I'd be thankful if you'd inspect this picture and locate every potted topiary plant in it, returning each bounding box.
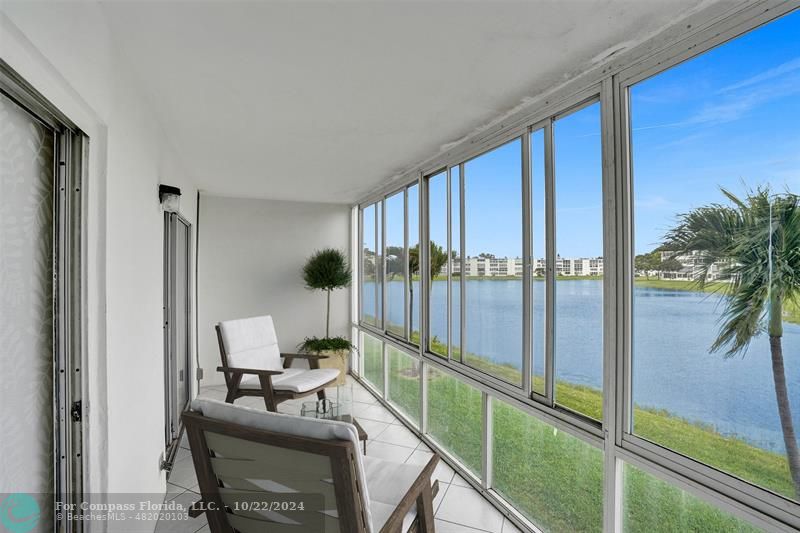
[299,248,354,385]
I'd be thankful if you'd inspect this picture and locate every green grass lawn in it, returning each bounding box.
[373,342,791,532]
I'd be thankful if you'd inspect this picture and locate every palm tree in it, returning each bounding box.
[665,186,800,497]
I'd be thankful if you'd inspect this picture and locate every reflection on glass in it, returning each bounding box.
[623,463,759,533]
[387,347,420,424]
[531,127,546,396]
[463,138,523,385]
[385,191,405,336]
[362,332,383,394]
[428,171,448,357]
[492,398,603,533]
[554,102,603,419]
[409,184,420,342]
[630,10,800,502]
[362,204,377,326]
[426,366,481,474]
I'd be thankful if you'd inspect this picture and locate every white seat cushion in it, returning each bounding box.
[363,455,425,532]
[239,368,303,389]
[239,367,339,392]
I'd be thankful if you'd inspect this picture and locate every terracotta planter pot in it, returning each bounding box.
[315,348,349,386]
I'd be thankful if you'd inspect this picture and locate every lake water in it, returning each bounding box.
[364,279,800,454]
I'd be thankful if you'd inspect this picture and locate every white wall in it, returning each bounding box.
[198,195,351,386]
[1,0,198,517]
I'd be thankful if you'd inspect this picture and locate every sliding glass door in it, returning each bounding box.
[164,213,192,448]
[0,64,85,531]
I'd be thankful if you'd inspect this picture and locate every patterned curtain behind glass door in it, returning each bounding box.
[0,91,55,527]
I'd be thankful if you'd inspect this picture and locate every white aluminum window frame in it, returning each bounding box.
[352,2,800,531]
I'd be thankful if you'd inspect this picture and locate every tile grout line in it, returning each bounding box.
[436,516,497,533]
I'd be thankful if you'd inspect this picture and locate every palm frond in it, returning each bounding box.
[661,185,800,357]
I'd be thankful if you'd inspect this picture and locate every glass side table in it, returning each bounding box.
[299,383,367,453]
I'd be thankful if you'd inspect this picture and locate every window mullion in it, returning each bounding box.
[601,76,620,533]
[446,167,452,361]
[374,202,380,330]
[359,208,364,327]
[404,188,410,341]
[482,392,493,490]
[420,359,428,434]
[380,199,387,332]
[419,172,428,354]
[383,340,389,399]
[522,130,532,396]
[544,121,556,406]
[459,163,466,364]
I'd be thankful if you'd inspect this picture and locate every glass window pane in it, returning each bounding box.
[554,102,604,420]
[361,204,377,326]
[409,184,420,342]
[428,171,448,357]
[385,191,405,336]
[463,138,523,386]
[362,332,384,394]
[630,11,800,502]
[623,463,760,533]
[387,347,420,424]
[451,166,462,361]
[426,366,482,474]
[492,398,603,533]
[531,127,547,396]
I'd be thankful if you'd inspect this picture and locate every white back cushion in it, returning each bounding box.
[191,398,374,531]
[218,315,282,371]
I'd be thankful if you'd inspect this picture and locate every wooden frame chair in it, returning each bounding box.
[183,399,439,533]
[215,315,340,412]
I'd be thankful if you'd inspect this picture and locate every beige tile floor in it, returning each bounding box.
[157,376,523,533]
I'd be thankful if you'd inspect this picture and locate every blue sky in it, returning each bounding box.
[632,9,800,255]
[375,9,800,259]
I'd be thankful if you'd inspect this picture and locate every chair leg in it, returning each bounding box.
[415,482,435,533]
[225,372,243,404]
[224,387,236,403]
[258,374,278,412]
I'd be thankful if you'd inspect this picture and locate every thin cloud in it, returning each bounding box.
[718,57,800,93]
[632,121,689,132]
[634,76,800,133]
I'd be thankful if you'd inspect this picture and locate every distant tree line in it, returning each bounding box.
[634,246,683,279]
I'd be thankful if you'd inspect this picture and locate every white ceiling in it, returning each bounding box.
[101,0,715,204]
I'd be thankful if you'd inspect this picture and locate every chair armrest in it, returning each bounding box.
[382,454,440,531]
[216,366,283,376]
[280,352,330,360]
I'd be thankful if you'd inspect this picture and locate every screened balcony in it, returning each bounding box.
[2,1,800,532]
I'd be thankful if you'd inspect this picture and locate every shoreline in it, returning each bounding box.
[375,276,800,324]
